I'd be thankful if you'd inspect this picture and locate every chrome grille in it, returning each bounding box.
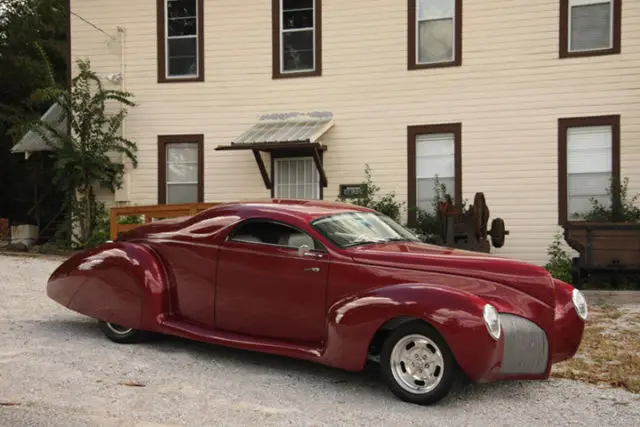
[499,314,549,375]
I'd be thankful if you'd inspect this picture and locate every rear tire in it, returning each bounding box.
[380,321,457,405]
[98,320,150,344]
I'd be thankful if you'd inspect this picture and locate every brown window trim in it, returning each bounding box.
[158,134,205,204]
[559,0,621,59]
[407,123,462,227]
[270,150,325,200]
[407,0,462,70]
[157,0,205,83]
[272,0,323,79]
[557,115,620,225]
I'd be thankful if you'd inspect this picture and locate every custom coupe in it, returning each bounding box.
[47,199,587,405]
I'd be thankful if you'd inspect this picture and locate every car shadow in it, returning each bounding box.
[39,317,542,406]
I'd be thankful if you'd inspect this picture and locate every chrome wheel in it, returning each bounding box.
[389,333,445,394]
[105,322,133,336]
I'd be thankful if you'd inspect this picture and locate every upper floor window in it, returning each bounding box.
[272,0,322,79]
[558,115,620,224]
[407,124,462,224]
[158,134,204,204]
[157,0,205,82]
[408,0,462,69]
[560,0,621,58]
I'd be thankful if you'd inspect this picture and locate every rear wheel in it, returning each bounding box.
[380,321,457,405]
[98,320,149,344]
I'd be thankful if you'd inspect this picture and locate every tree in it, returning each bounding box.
[0,0,66,226]
[29,57,139,248]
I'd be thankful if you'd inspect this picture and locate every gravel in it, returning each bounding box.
[1,254,639,426]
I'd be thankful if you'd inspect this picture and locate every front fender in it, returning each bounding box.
[321,283,503,380]
[47,242,168,331]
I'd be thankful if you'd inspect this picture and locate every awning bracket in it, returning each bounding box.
[311,147,328,188]
[252,150,272,190]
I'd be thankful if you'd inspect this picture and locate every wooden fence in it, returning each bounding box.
[109,203,221,240]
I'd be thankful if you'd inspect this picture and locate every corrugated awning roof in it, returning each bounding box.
[216,111,334,150]
[11,102,67,155]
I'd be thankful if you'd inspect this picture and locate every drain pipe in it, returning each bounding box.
[116,25,129,202]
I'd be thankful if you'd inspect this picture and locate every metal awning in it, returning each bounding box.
[11,102,67,157]
[215,112,334,189]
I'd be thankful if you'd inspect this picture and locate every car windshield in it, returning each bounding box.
[310,211,420,248]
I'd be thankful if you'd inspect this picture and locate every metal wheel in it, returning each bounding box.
[380,321,457,405]
[389,334,445,394]
[98,320,150,344]
[104,322,133,336]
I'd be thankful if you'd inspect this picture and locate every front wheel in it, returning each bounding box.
[98,320,150,344]
[380,322,457,405]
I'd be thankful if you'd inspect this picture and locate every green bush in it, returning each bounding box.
[543,233,573,284]
[575,177,640,222]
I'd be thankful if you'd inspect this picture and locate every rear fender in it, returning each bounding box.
[322,283,503,380]
[46,242,168,331]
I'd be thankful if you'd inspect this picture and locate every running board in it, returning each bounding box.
[157,315,324,363]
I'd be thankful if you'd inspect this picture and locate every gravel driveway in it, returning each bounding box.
[1,254,638,426]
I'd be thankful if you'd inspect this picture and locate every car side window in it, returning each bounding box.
[228,220,325,252]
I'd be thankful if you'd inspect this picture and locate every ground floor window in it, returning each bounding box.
[158,134,204,204]
[558,115,620,223]
[273,157,320,199]
[407,124,462,222]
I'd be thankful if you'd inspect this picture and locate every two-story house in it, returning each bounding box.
[24,1,640,265]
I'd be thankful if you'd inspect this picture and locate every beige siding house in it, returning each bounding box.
[66,0,640,265]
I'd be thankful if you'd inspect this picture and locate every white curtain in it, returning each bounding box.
[166,143,199,204]
[416,0,455,64]
[416,133,455,213]
[567,125,612,218]
[569,0,612,51]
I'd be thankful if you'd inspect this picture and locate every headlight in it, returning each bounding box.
[483,304,501,340]
[571,289,588,321]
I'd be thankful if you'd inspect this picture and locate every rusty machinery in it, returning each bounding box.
[435,192,509,253]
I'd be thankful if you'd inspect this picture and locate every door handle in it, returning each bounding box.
[304,267,320,272]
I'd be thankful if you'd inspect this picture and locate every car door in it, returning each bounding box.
[214,219,329,344]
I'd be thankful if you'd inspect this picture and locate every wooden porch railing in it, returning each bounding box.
[110,203,221,240]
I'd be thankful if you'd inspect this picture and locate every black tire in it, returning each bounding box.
[98,320,150,344]
[380,321,457,405]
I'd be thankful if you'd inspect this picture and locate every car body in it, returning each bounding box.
[46,199,587,405]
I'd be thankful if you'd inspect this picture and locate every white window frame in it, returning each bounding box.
[415,0,457,65]
[164,0,200,80]
[279,0,316,74]
[166,142,199,204]
[273,157,321,200]
[567,0,614,53]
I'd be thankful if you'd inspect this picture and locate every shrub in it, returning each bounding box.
[576,177,640,222]
[543,233,573,284]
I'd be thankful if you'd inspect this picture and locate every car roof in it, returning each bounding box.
[211,198,374,221]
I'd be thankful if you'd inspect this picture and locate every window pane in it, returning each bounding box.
[168,17,197,37]
[567,126,612,174]
[167,163,198,183]
[570,3,611,51]
[417,0,455,20]
[283,8,314,30]
[418,19,454,63]
[418,176,455,213]
[167,0,197,19]
[283,0,313,11]
[168,37,197,58]
[416,133,455,179]
[167,183,198,204]
[282,30,314,71]
[568,172,610,217]
[167,143,198,162]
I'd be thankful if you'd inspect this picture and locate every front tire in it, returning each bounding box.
[98,320,149,344]
[380,321,457,405]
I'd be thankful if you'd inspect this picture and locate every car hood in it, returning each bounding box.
[346,242,556,307]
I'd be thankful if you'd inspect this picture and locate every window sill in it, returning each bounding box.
[273,70,322,79]
[559,48,620,59]
[158,76,205,84]
[408,60,461,70]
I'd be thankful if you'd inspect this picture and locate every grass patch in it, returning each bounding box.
[552,302,640,393]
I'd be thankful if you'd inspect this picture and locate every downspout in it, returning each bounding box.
[116,25,128,203]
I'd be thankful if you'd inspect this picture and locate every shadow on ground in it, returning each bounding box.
[38,316,542,406]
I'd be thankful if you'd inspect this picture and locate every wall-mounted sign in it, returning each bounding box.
[339,184,363,199]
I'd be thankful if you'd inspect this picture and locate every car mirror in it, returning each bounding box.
[297,244,311,257]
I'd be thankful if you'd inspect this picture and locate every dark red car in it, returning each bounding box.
[47,199,587,405]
